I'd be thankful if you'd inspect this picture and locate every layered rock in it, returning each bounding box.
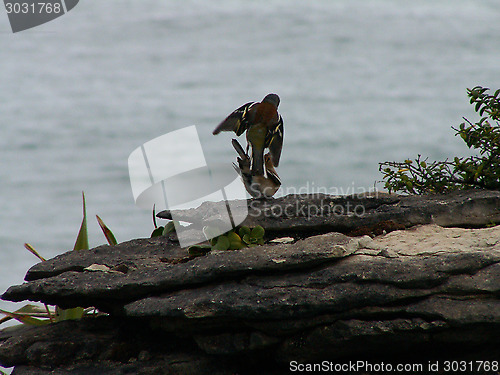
[1,190,500,374]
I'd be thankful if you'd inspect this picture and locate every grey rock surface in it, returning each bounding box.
[157,189,500,233]
[1,190,500,374]
[0,318,251,375]
[2,232,356,311]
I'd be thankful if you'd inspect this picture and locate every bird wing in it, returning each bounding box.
[264,154,281,187]
[212,102,255,136]
[267,170,281,188]
[267,115,284,167]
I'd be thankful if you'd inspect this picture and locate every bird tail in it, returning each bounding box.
[251,149,265,176]
[231,139,247,160]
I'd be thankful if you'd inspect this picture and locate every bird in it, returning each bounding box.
[213,93,283,176]
[231,139,281,198]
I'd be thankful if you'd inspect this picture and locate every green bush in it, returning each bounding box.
[380,86,500,194]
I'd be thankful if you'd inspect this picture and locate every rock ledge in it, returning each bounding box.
[1,191,500,374]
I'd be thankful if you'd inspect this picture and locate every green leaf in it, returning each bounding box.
[250,225,265,240]
[56,306,84,321]
[233,242,246,250]
[474,163,485,180]
[152,204,158,229]
[212,236,230,251]
[227,231,244,249]
[73,192,89,251]
[163,221,176,236]
[2,314,48,326]
[96,215,117,246]
[0,305,51,326]
[238,226,251,238]
[242,233,251,245]
[24,243,46,262]
[151,226,164,237]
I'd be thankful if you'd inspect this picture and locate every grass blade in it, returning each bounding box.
[24,243,46,262]
[0,305,51,326]
[44,303,54,323]
[73,192,89,251]
[96,215,117,246]
[152,204,158,229]
[58,192,89,320]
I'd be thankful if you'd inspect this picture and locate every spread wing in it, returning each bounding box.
[212,102,255,136]
[267,115,284,167]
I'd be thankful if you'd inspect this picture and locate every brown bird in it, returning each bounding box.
[213,93,283,176]
[232,139,281,198]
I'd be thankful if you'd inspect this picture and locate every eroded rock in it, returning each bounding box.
[157,189,500,233]
[1,190,500,374]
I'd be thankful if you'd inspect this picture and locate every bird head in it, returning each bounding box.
[262,93,280,108]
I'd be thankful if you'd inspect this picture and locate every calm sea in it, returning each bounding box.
[1,0,499,342]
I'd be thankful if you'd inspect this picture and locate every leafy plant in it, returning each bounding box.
[0,304,52,326]
[96,215,117,246]
[380,86,500,194]
[151,221,177,238]
[0,192,117,327]
[150,205,178,238]
[56,192,90,321]
[187,225,266,257]
[239,225,265,246]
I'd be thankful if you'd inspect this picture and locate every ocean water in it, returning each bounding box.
[1,0,500,339]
